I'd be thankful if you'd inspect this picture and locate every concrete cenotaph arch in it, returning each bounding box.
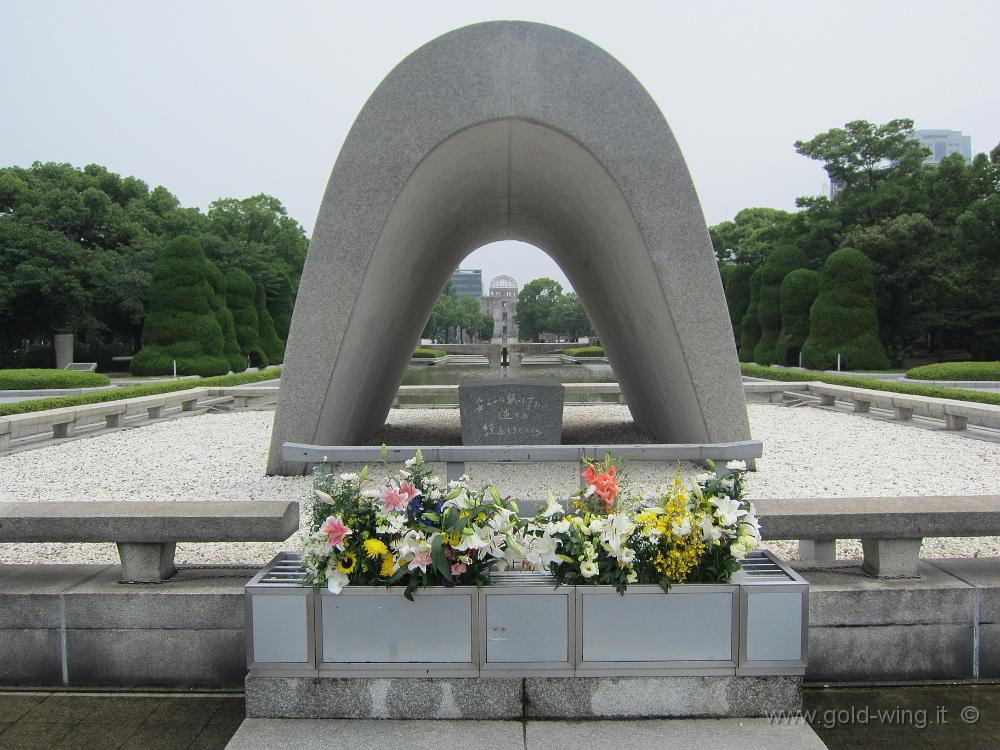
[267,21,750,475]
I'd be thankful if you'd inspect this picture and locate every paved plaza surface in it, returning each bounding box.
[3,685,1000,749]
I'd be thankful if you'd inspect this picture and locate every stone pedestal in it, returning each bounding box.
[54,333,74,370]
[244,675,801,719]
[458,378,564,445]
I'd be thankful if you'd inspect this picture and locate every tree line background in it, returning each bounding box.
[0,161,308,370]
[713,119,1000,368]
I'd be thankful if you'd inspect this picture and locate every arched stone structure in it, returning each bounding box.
[267,21,750,475]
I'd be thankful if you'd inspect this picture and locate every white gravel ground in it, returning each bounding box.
[1,404,998,567]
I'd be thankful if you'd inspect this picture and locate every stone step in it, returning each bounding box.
[225,718,827,750]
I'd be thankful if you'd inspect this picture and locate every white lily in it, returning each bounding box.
[326,570,350,595]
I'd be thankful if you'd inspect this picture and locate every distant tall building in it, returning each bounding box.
[912,129,972,164]
[481,275,519,342]
[449,269,483,298]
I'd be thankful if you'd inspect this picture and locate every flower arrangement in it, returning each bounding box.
[301,449,760,599]
[518,456,760,594]
[302,448,521,600]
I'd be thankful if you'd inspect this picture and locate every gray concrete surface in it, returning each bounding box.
[225,718,827,749]
[268,21,750,474]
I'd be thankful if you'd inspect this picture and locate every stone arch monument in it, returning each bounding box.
[267,21,750,475]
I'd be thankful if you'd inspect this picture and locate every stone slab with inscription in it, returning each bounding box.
[458,378,564,445]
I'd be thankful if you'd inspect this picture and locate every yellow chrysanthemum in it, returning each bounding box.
[337,552,357,574]
[442,532,462,546]
[379,553,396,577]
[363,538,389,559]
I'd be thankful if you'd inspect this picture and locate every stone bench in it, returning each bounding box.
[0,501,299,583]
[804,383,1000,430]
[755,495,1000,578]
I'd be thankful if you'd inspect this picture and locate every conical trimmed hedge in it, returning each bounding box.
[130,236,231,376]
[206,260,245,373]
[753,245,807,365]
[256,280,284,365]
[723,265,752,344]
[266,273,294,343]
[802,248,890,371]
[226,268,268,368]
[739,267,763,362]
[774,268,820,367]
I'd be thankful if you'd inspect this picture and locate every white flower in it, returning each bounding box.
[726,460,747,472]
[326,570,350,595]
[671,514,693,537]
[314,489,333,503]
[711,496,747,528]
[580,560,599,578]
[541,491,564,518]
[587,518,604,535]
[404,457,417,467]
[546,519,571,535]
[694,472,715,484]
[626,569,638,584]
[698,514,724,543]
[442,490,475,510]
[619,547,636,565]
[525,534,562,568]
[583,485,596,498]
[600,513,635,559]
[338,472,358,482]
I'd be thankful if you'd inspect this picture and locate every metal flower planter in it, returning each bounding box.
[245,550,807,677]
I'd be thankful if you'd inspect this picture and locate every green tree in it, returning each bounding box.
[753,245,808,365]
[225,268,267,367]
[738,268,763,362]
[774,269,820,367]
[545,292,594,340]
[266,273,294,342]
[475,313,495,342]
[722,265,752,343]
[255,281,284,364]
[130,236,230,376]
[801,248,889,371]
[515,278,563,342]
[709,207,796,266]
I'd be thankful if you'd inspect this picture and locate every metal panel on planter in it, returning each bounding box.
[734,550,809,676]
[245,551,317,675]
[480,572,574,675]
[317,586,479,677]
[576,583,739,676]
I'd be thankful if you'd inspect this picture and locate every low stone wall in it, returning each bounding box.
[3,558,1000,688]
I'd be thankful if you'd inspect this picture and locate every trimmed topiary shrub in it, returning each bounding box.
[774,269,820,367]
[225,268,268,368]
[739,268,763,362]
[801,248,889,371]
[256,281,284,365]
[412,348,447,358]
[266,274,294,343]
[130,236,231,377]
[0,368,110,390]
[753,245,808,365]
[205,261,245,374]
[906,361,1000,381]
[723,265,752,344]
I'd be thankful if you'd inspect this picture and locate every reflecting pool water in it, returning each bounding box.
[399,362,617,403]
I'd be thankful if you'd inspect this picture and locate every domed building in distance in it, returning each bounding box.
[481,275,519,342]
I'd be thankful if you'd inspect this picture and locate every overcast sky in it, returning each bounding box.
[3,1,998,291]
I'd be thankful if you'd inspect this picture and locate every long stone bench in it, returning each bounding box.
[0,501,299,583]
[755,495,1000,577]
[0,388,230,451]
[804,382,1000,430]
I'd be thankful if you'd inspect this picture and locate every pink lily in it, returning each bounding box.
[450,562,467,576]
[408,547,432,573]
[319,516,352,551]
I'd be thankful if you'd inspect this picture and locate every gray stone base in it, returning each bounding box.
[245,676,523,719]
[244,675,801,719]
